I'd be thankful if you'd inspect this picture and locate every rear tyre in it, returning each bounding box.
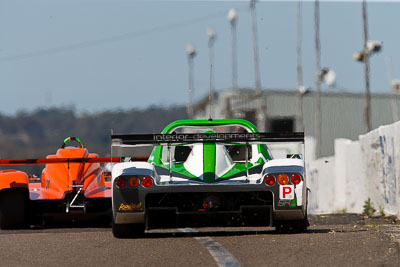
[291,217,309,233]
[276,197,309,233]
[112,220,144,238]
[0,189,28,229]
[275,221,290,233]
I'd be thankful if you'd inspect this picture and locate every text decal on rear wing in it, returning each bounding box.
[112,132,304,145]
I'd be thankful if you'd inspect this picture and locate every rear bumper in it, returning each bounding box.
[115,212,145,224]
[113,183,306,227]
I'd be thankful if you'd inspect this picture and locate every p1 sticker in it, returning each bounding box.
[279,185,294,200]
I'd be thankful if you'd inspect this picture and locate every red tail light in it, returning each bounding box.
[142,176,153,188]
[291,174,302,185]
[277,174,289,185]
[115,177,126,188]
[129,176,140,188]
[264,174,276,186]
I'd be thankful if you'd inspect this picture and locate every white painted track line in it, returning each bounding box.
[179,228,240,267]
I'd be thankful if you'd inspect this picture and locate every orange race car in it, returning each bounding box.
[0,137,127,229]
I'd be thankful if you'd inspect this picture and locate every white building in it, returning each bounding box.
[195,88,400,157]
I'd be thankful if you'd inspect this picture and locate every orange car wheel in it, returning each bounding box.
[0,189,28,229]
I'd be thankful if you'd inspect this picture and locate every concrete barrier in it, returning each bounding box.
[359,122,400,216]
[306,121,400,217]
[307,156,335,214]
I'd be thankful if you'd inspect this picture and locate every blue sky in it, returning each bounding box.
[0,0,399,114]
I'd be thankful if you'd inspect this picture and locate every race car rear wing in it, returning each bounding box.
[111,132,304,162]
[111,132,304,178]
[111,132,304,146]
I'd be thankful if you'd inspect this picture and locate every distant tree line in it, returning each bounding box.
[0,106,187,174]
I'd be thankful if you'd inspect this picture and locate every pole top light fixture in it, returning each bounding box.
[297,85,310,95]
[353,40,383,62]
[392,79,400,94]
[227,8,238,23]
[206,28,216,40]
[366,40,383,53]
[353,52,364,62]
[186,43,196,57]
[320,68,336,86]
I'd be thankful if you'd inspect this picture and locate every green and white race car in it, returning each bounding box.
[110,119,308,238]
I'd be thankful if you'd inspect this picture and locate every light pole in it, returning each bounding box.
[250,0,265,131]
[312,2,337,159]
[385,57,399,122]
[314,0,322,158]
[391,79,400,122]
[206,27,216,71]
[362,0,371,132]
[296,0,304,132]
[353,39,383,129]
[228,8,238,91]
[352,0,382,132]
[206,28,216,119]
[250,0,261,92]
[186,43,196,119]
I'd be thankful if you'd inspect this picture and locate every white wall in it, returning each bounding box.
[359,122,400,216]
[330,139,365,213]
[307,156,335,214]
[307,121,400,217]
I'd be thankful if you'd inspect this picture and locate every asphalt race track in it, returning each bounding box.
[1,214,399,266]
